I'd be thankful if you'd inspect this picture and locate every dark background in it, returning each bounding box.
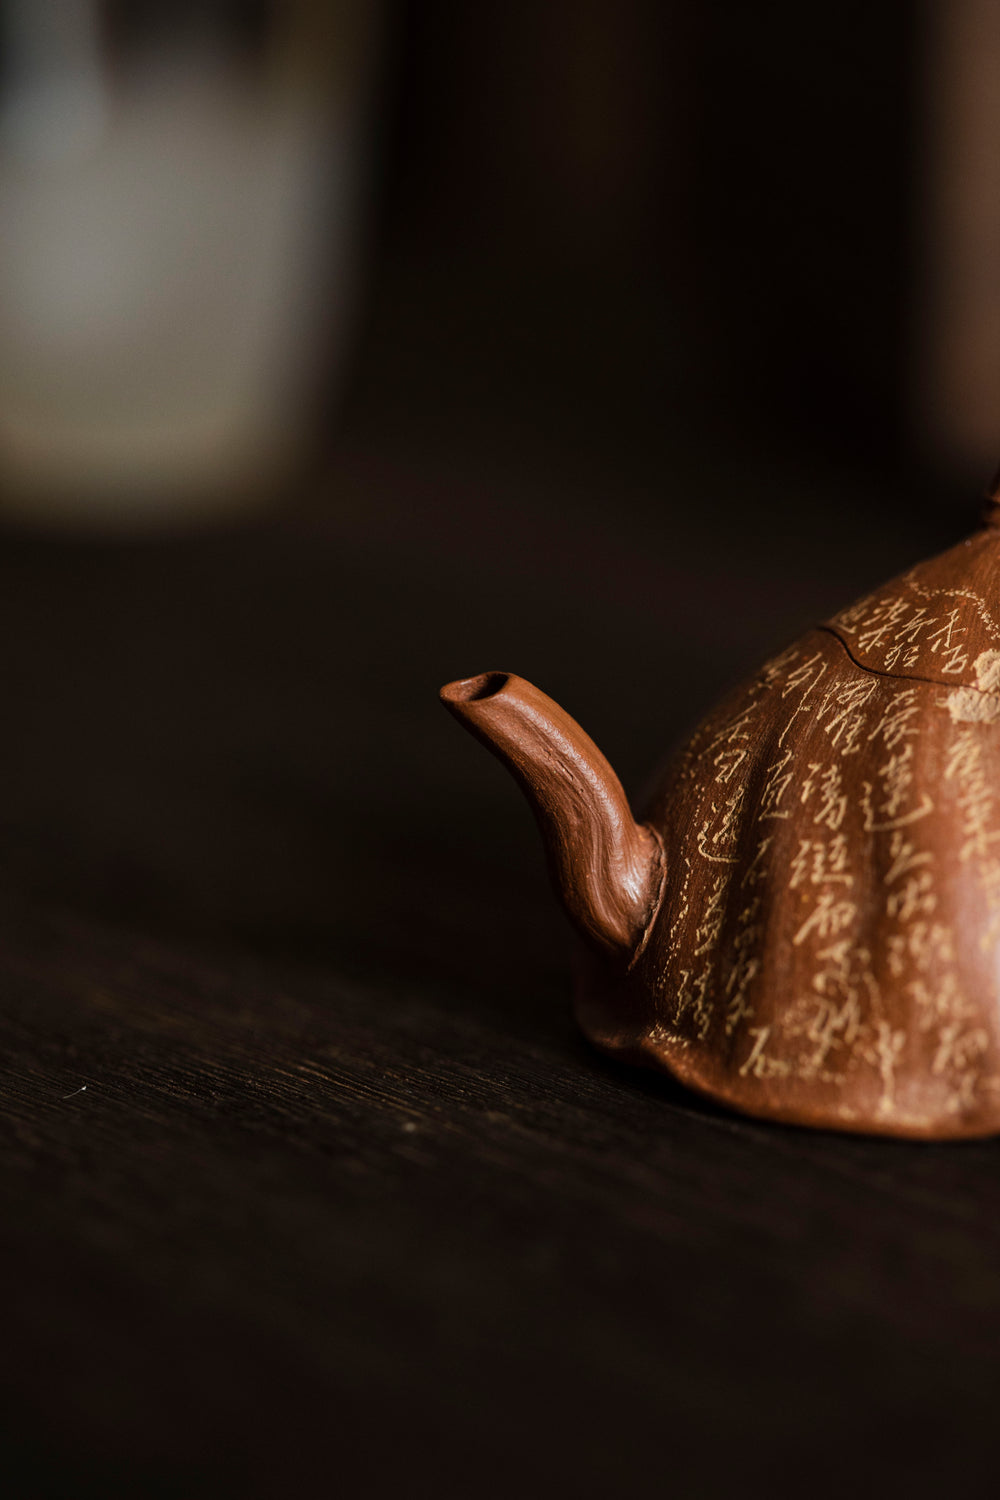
[1,4,997,1496]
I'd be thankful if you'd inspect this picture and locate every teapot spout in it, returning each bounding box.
[440,672,664,958]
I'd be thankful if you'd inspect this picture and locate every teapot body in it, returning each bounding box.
[578,530,1000,1138]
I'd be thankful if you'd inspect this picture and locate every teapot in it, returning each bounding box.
[441,498,1000,1139]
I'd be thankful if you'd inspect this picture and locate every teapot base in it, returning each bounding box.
[574,960,1000,1142]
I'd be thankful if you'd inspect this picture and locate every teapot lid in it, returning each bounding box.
[825,508,1000,694]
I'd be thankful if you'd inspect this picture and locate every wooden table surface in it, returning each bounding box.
[0,424,994,1498]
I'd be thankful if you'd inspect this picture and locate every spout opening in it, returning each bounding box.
[440,671,510,705]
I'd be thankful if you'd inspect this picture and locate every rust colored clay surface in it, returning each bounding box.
[442,513,1000,1140]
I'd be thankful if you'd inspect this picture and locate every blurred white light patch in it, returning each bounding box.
[1,0,110,164]
[0,2,381,526]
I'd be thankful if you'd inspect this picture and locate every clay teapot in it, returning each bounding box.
[442,503,1000,1139]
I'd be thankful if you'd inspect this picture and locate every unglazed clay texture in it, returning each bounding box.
[442,513,1000,1139]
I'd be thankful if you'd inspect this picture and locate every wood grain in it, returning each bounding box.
[0,446,994,1498]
